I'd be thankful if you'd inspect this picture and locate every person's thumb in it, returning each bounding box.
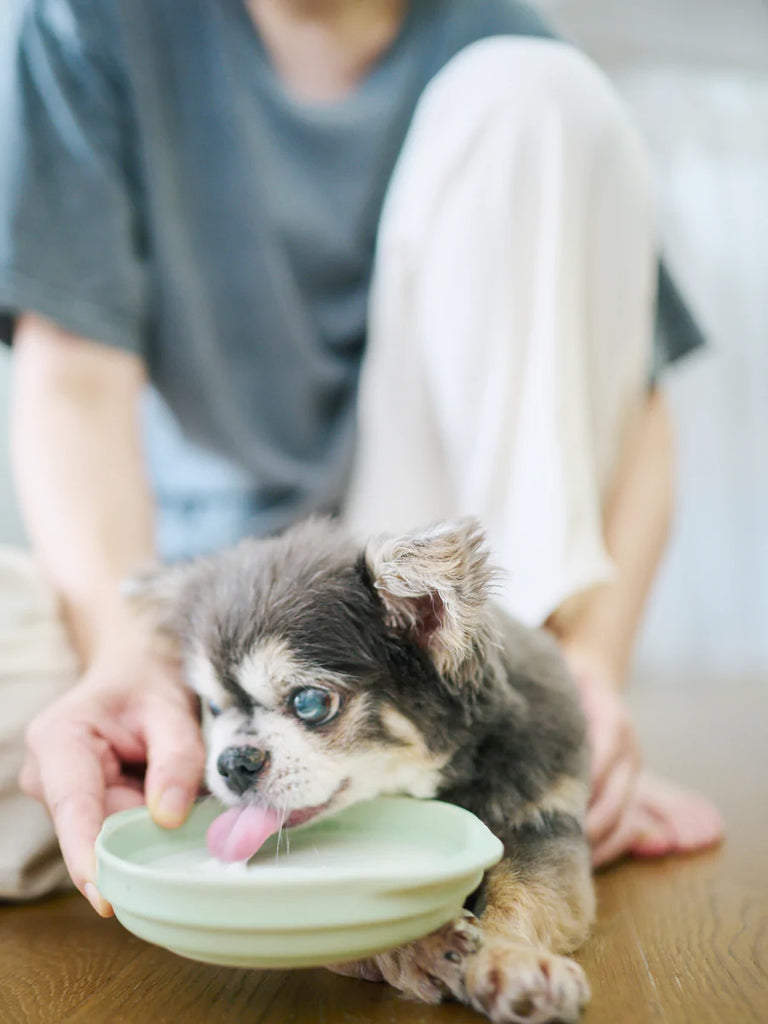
[143,696,206,828]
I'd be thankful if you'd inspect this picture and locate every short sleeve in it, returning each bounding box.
[0,0,148,352]
[653,260,706,377]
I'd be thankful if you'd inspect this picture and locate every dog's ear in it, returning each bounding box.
[364,518,495,680]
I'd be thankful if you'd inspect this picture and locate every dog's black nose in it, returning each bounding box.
[217,746,269,796]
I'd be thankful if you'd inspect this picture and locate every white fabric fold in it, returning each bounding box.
[346,38,655,625]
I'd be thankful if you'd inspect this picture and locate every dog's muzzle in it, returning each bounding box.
[217,745,269,797]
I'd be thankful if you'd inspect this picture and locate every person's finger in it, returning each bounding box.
[577,676,640,794]
[588,727,619,793]
[586,755,636,846]
[34,726,113,916]
[97,742,125,786]
[582,691,625,791]
[105,784,146,816]
[627,812,678,858]
[18,750,43,802]
[143,698,206,829]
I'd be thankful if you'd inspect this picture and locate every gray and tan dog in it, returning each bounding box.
[131,517,595,1024]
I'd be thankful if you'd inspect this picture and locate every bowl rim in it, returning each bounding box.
[96,795,504,891]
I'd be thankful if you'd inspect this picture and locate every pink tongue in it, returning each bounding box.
[206,805,282,862]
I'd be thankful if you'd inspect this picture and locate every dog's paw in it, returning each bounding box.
[465,943,590,1024]
[326,958,385,982]
[372,911,482,1004]
[411,910,483,999]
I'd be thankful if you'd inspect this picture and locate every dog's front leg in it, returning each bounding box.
[327,909,482,1003]
[373,909,483,1003]
[332,829,595,1024]
[461,834,595,1024]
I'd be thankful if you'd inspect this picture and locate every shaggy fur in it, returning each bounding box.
[130,517,595,1024]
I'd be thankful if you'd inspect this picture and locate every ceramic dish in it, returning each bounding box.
[96,795,503,969]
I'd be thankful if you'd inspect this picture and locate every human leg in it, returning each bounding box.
[345,36,656,628]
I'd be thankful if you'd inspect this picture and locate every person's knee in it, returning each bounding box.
[435,38,613,122]
[417,37,652,188]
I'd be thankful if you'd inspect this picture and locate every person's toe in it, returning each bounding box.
[627,805,676,857]
[634,773,724,853]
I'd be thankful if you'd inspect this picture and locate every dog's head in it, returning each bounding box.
[127,517,495,827]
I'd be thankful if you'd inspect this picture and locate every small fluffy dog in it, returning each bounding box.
[131,518,595,1024]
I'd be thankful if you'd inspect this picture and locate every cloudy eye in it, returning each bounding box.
[207,699,223,717]
[291,687,339,726]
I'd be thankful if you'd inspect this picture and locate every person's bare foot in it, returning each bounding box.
[626,772,724,858]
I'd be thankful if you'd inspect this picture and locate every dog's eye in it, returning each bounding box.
[207,700,223,717]
[291,687,338,726]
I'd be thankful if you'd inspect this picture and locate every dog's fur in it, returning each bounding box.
[130,518,595,1024]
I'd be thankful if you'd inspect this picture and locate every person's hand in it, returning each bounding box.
[562,648,643,866]
[19,620,205,916]
[561,646,724,866]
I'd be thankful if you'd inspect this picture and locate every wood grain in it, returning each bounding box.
[1,681,766,1024]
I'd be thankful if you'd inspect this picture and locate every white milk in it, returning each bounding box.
[150,836,437,877]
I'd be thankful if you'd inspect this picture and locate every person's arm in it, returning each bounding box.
[12,314,156,660]
[547,387,674,686]
[12,314,205,914]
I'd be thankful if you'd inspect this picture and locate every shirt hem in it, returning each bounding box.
[0,266,145,355]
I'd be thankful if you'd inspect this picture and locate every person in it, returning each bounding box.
[0,0,723,915]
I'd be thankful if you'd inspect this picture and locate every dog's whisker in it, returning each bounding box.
[275,809,283,860]
[275,799,288,860]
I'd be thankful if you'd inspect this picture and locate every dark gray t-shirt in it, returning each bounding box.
[0,0,702,544]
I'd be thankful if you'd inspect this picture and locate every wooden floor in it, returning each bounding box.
[1,680,766,1024]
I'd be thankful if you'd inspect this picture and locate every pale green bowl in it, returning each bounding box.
[96,796,503,969]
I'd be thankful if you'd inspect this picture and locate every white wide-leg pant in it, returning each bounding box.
[347,37,656,626]
[0,38,656,899]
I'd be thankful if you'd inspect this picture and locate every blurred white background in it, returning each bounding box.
[1,0,766,682]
